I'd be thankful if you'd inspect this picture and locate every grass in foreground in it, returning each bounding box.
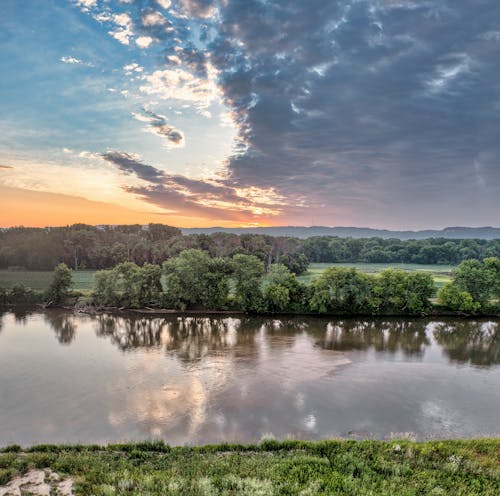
[0,440,498,495]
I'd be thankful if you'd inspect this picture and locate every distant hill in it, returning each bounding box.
[182,226,500,240]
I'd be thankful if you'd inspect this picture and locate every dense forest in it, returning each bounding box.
[0,224,499,272]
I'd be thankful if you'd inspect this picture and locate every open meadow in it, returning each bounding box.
[298,263,454,288]
[0,263,454,295]
[0,270,96,293]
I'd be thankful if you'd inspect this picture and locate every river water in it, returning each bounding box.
[0,310,498,446]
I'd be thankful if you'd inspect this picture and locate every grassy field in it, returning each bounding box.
[298,263,455,288]
[0,263,455,295]
[0,440,498,495]
[0,270,96,292]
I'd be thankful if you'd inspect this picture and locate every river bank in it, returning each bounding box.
[2,302,499,319]
[0,440,498,495]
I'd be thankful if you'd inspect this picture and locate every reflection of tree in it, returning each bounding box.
[44,311,77,345]
[165,317,244,362]
[317,319,430,357]
[11,307,34,325]
[94,315,165,350]
[433,321,499,367]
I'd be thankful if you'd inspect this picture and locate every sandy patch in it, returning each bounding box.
[0,469,74,496]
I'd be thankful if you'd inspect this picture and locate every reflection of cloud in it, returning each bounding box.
[104,317,243,440]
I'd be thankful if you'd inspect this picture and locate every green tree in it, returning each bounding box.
[437,283,480,313]
[451,259,497,309]
[137,263,163,307]
[372,270,434,315]
[163,249,231,310]
[263,264,304,312]
[309,267,373,314]
[231,254,265,312]
[45,263,73,306]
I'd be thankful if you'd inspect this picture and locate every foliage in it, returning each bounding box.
[0,284,43,305]
[438,258,500,311]
[44,263,73,306]
[0,440,498,495]
[309,267,373,314]
[437,284,481,313]
[0,224,498,271]
[231,254,266,312]
[163,250,231,310]
[92,263,162,308]
[372,270,435,315]
[263,264,305,312]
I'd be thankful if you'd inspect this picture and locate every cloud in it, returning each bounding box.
[109,12,134,45]
[156,0,172,9]
[141,10,169,27]
[72,0,500,226]
[139,65,219,108]
[180,0,218,19]
[132,109,185,146]
[60,55,93,67]
[123,62,144,75]
[195,0,500,225]
[101,152,284,220]
[60,56,82,64]
[136,36,154,48]
[0,165,14,170]
[101,151,166,184]
[75,0,97,12]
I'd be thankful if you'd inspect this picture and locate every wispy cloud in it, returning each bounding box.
[60,55,94,67]
[132,109,184,147]
[101,151,285,220]
[101,151,166,184]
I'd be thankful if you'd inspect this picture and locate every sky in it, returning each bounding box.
[0,0,499,229]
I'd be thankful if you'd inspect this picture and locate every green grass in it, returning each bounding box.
[0,263,455,296]
[298,263,455,288]
[0,270,96,292]
[0,440,498,495]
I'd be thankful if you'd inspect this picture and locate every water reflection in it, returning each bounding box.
[94,315,164,350]
[36,312,500,367]
[0,310,499,445]
[44,312,77,345]
[318,320,430,357]
[434,321,499,367]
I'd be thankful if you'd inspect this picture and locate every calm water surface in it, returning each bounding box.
[0,310,499,446]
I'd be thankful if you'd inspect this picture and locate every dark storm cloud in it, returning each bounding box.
[200,0,500,224]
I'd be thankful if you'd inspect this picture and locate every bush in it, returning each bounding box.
[437,283,480,313]
[45,263,73,306]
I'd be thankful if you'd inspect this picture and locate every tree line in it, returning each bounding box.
[3,252,495,316]
[0,224,498,272]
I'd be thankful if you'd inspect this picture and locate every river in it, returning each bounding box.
[0,310,498,446]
